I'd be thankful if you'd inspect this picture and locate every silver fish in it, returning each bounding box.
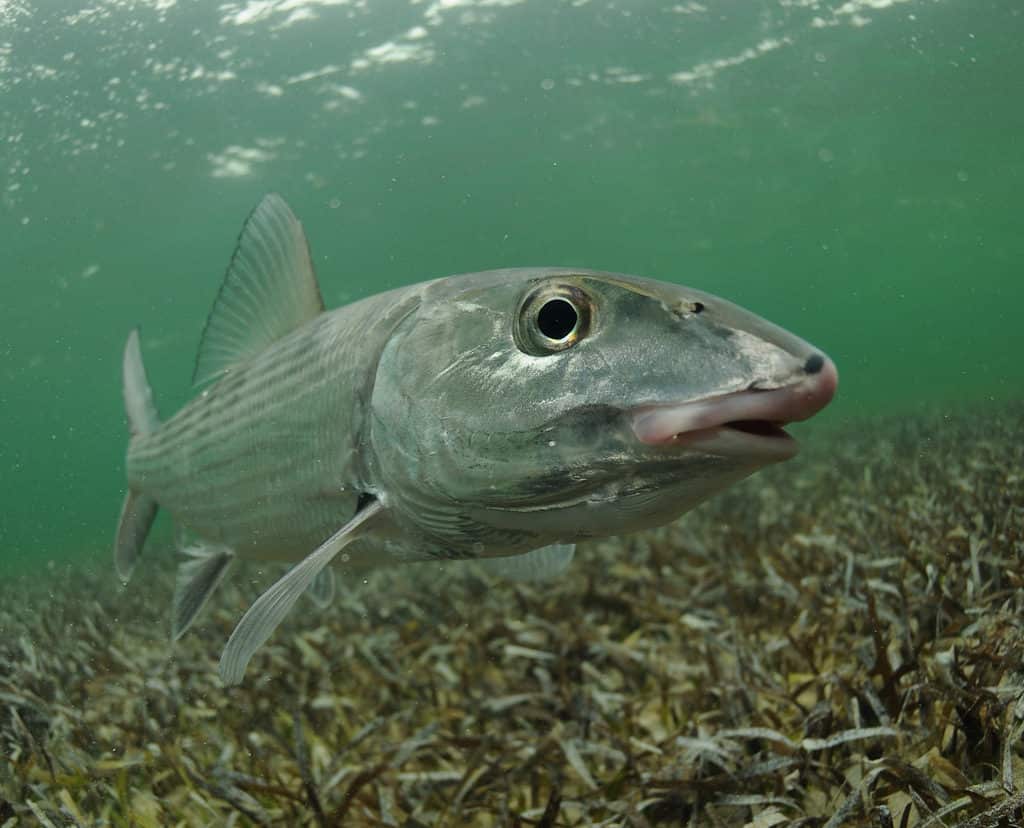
[115,194,838,684]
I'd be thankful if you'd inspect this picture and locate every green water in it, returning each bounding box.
[2,0,1021,571]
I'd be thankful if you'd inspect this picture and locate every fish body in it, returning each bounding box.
[128,288,415,565]
[115,195,837,683]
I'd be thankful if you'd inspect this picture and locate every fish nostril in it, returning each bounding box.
[803,353,825,375]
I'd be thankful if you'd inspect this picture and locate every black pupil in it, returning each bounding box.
[537,299,578,340]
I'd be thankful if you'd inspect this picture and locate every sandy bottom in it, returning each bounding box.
[2,402,1023,827]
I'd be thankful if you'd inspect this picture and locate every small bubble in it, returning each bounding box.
[956,170,969,182]
[472,542,484,555]
[817,147,834,163]
[540,78,555,91]
[328,197,341,209]
[548,440,557,447]
[814,52,827,63]
[341,553,350,563]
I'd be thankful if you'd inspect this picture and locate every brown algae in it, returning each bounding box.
[2,402,1023,826]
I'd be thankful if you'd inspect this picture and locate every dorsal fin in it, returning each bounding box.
[193,194,325,385]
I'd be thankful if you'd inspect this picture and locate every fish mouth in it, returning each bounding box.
[630,357,838,460]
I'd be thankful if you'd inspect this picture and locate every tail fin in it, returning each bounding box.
[123,328,159,436]
[114,329,160,582]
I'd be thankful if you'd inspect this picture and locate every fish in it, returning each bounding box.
[114,193,838,684]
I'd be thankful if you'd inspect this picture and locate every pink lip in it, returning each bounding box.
[630,357,838,458]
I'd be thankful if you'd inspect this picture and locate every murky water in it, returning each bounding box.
[2,1,1022,824]
[3,0,1021,568]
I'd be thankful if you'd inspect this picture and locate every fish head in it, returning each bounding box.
[368,268,837,553]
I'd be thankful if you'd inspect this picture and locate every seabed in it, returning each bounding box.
[2,403,1023,827]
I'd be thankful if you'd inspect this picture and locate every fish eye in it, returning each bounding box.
[537,298,578,340]
[515,283,593,356]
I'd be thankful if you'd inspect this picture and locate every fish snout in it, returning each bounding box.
[786,352,839,423]
[742,348,838,425]
[629,350,837,456]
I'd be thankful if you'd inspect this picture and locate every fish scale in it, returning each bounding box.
[128,291,413,561]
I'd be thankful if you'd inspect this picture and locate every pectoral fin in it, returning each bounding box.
[218,500,384,685]
[307,567,335,609]
[476,543,576,583]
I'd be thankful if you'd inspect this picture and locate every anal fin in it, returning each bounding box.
[172,544,234,640]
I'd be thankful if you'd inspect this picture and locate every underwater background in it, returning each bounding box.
[2,0,1022,573]
[3,1,1024,825]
